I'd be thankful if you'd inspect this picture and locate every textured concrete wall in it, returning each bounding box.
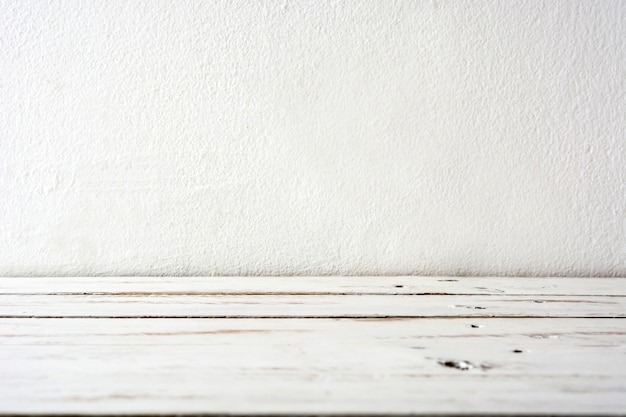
[1,0,625,276]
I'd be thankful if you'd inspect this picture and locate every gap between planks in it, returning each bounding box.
[3,292,626,297]
[2,315,626,319]
[1,413,623,417]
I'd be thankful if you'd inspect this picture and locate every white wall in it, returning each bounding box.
[1,0,625,277]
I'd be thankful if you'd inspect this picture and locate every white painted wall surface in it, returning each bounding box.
[1,0,625,277]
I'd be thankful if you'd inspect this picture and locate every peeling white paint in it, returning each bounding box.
[1,0,625,276]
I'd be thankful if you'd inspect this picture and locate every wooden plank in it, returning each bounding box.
[1,276,625,296]
[1,293,623,318]
[1,318,625,415]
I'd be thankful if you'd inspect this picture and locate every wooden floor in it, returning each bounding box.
[1,277,625,416]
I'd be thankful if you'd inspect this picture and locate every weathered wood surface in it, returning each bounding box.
[2,318,626,415]
[1,293,624,318]
[1,277,625,416]
[2,276,625,296]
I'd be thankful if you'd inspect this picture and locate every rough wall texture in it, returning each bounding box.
[1,0,625,276]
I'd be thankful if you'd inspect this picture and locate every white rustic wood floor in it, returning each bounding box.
[1,277,625,416]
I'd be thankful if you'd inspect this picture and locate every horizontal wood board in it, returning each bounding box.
[1,293,624,318]
[2,277,625,296]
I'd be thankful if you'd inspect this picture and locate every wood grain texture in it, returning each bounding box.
[1,293,624,318]
[2,276,625,295]
[1,277,625,416]
[2,318,626,415]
